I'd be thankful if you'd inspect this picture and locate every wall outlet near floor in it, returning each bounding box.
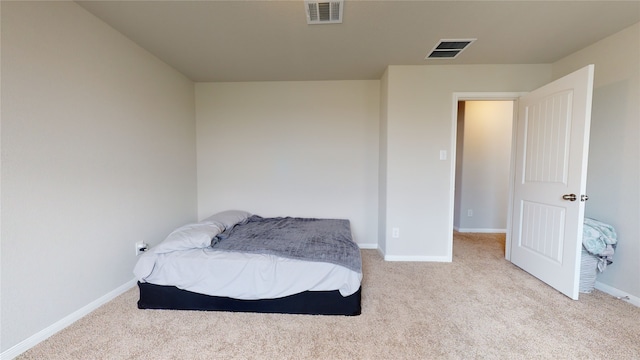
[467,209,473,217]
[392,227,400,238]
[135,241,148,256]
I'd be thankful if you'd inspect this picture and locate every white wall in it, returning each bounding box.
[195,81,379,247]
[1,2,196,352]
[455,101,513,232]
[382,64,552,260]
[552,23,640,300]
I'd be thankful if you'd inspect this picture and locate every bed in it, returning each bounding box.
[134,210,362,316]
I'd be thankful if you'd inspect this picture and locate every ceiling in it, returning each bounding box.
[76,0,640,82]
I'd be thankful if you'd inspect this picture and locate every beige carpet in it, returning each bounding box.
[19,233,640,359]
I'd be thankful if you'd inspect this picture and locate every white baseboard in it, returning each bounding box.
[358,243,378,250]
[456,228,506,233]
[1,279,137,360]
[594,281,640,307]
[374,246,450,262]
[384,255,451,262]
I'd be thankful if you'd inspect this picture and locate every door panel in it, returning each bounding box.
[520,201,565,263]
[510,65,594,300]
[523,90,572,184]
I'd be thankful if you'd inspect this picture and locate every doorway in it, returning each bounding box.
[454,100,514,233]
[449,92,525,261]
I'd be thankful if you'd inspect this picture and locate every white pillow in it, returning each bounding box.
[152,221,224,254]
[201,210,251,229]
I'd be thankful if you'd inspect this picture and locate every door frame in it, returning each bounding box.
[449,92,527,261]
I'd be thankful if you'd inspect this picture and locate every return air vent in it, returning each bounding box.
[305,0,343,24]
[426,39,476,59]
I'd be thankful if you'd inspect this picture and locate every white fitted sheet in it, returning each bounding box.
[134,247,362,300]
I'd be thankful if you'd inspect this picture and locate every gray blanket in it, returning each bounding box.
[211,215,362,273]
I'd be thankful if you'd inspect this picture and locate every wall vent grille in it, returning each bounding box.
[305,1,343,24]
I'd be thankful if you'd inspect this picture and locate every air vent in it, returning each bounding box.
[305,0,343,24]
[426,39,476,59]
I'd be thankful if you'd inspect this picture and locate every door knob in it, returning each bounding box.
[562,194,577,201]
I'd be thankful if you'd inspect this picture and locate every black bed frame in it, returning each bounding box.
[137,282,361,316]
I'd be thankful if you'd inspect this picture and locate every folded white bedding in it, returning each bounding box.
[134,248,362,300]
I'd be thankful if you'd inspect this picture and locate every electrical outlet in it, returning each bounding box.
[467,209,473,217]
[392,227,400,238]
[135,241,148,256]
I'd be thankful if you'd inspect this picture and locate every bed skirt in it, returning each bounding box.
[137,282,361,316]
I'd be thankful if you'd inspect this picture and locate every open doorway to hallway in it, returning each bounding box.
[453,100,514,257]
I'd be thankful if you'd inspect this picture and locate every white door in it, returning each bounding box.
[509,65,594,300]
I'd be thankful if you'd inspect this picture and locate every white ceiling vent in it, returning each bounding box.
[426,39,476,59]
[305,0,343,25]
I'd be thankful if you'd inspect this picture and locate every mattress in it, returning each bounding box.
[134,211,362,314]
[135,248,362,300]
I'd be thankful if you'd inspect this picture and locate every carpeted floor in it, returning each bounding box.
[18,233,640,359]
